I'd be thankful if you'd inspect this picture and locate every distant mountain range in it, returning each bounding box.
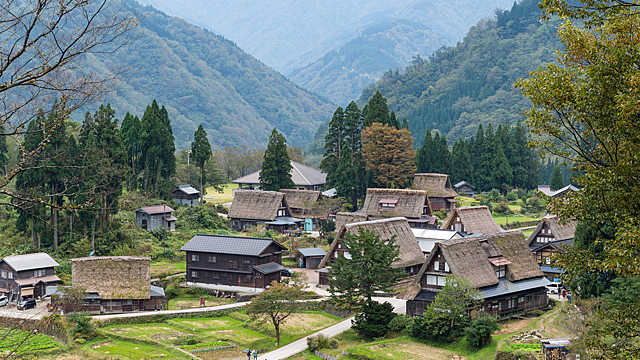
[134,0,514,103]
[80,0,334,149]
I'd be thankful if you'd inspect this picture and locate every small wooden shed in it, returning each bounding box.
[298,248,326,269]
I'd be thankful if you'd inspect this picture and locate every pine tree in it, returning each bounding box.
[191,124,212,205]
[321,107,345,188]
[363,90,392,128]
[260,128,294,191]
[550,165,564,191]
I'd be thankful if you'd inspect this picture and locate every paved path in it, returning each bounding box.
[257,317,354,360]
[92,301,247,320]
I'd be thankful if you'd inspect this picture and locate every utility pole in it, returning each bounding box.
[187,134,191,180]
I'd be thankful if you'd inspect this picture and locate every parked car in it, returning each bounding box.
[281,268,293,277]
[0,296,8,307]
[545,282,562,294]
[17,299,36,310]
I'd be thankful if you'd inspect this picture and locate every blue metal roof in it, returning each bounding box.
[540,265,566,274]
[480,277,551,300]
[298,248,326,257]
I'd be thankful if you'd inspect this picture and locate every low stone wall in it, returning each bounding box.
[94,307,238,327]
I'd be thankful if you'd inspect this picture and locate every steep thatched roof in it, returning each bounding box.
[71,257,151,300]
[527,215,578,245]
[401,231,543,300]
[412,173,458,198]
[318,217,424,269]
[442,206,502,234]
[280,189,321,210]
[228,190,287,221]
[361,188,431,218]
[335,212,369,230]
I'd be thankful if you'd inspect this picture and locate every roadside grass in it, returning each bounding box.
[149,260,186,278]
[204,183,237,204]
[84,338,191,359]
[167,294,234,310]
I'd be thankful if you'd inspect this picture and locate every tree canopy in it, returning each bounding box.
[259,128,294,191]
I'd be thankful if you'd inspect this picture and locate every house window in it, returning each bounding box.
[212,273,220,279]
[494,265,506,278]
[499,302,503,311]
[233,221,239,227]
[437,276,446,286]
[379,200,397,211]
[229,261,238,270]
[278,209,286,216]
[519,297,524,303]
[191,254,200,262]
[426,275,446,286]
[242,276,251,283]
[191,271,199,278]
[7,272,12,279]
[208,256,216,263]
[0,270,5,279]
[434,261,440,271]
[444,262,449,272]
[243,260,251,264]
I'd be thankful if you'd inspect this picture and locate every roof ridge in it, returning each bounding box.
[291,162,310,186]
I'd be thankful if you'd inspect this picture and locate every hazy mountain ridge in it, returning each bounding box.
[79,0,334,149]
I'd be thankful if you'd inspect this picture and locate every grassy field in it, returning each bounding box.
[167,294,234,310]
[204,183,237,204]
[98,311,342,359]
[493,215,541,226]
[0,328,60,355]
[83,338,191,359]
[149,260,186,278]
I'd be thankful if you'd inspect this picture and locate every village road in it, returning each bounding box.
[91,301,247,320]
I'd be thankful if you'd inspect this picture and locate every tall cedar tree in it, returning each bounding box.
[415,129,433,173]
[332,141,358,198]
[549,165,564,191]
[260,128,294,191]
[138,100,176,196]
[121,112,140,188]
[245,281,307,346]
[191,124,212,205]
[363,90,398,128]
[491,132,513,191]
[321,107,345,188]
[450,139,473,185]
[362,123,416,189]
[328,228,403,312]
[343,101,365,194]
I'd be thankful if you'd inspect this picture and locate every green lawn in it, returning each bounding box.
[85,338,191,359]
[167,294,234,310]
[204,183,238,204]
[150,260,186,278]
[493,215,541,226]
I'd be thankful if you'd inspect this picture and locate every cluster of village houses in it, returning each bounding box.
[0,160,577,319]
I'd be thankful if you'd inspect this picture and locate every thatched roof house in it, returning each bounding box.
[361,188,432,219]
[318,217,425,272]
[71,257,151,300]
[229,190,288,221]
[334,212,369,230]
[400,231,549,317]
[280,189,322,214]
[412,173,458,211]
[442,206,502,235]
[527,215,577,247]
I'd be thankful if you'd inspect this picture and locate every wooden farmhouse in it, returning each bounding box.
[232,161,327,191]
[68,257,164,313]
[412,228,463,256]
[280,189,323,231]
[454,181,476,197]
[537,184,579,198]
[318,217,425,289]
[135,205,177,231]
[361,188,436,228]
[442,206,502,235]
[0,253,61,302]
[412,173,458,212]
[400,232,550,318]
[172,184,200,206]
[228,190,303,233]
[181,234,287,289]
[527,215,577,281]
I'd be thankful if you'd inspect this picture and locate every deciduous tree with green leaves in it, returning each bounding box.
[260,128,294,191]
[191,124,212,205]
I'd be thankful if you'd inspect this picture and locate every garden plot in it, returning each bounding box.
[0,328,59,355]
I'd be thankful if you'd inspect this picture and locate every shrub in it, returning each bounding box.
[507,192,517,201]
[411,310,470,342]
[388,314,412,334]
[464,314,500,348]
[352,301,396,339]
[516,189,527,200]
[307,334,338,352]
[67,312,96,340]
[216,204,228,214]
[488,189,502,202]
[493,201,509,214]
[165,283,182,299]
[434,209,449,220]
[320,220,336,236]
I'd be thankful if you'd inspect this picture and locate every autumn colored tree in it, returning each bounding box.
[362,123,416,188]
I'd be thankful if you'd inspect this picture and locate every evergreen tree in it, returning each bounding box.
[191,124,212,205]
[492,135,513,191]
[343,101,364,196]
[451,139,473,185]
[550,165,564,191]
[332,141,358,198]
[471,124,484,186]
[415,129,433,173]
[260,128,294,191]
[363,90,392,128]
[321,107,345,188]
[138,100,176,196]
[434,132,452,174]
[121,112,140,188]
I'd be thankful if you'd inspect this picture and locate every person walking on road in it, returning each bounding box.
[562,289,566,299]
[253,349,258,360]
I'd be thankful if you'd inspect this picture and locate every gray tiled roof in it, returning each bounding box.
[2,253,59,271]
[298,248,326,257]
[180,234,286,256]
[253,262,285,274]
[231,161,326,186]
[175,185,199,195]
[150,285,166,297]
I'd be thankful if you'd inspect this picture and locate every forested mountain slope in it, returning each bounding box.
[359,0,560,147]
[135,0,513,75]
[79,0,334,149]
[289,20,447,104]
